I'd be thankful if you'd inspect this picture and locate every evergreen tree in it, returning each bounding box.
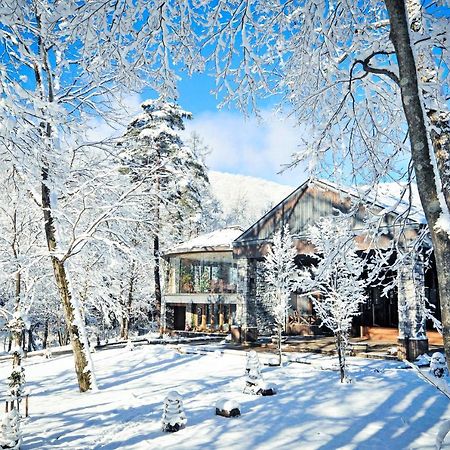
[120,99,210,329]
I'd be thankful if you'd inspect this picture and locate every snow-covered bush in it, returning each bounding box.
[430,352,448,379]
[297,215,368,383]
[0,408,21,449]
[243,351,276,396]
[162,391,187,432]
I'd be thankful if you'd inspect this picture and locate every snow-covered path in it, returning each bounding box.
[3,345,449,449]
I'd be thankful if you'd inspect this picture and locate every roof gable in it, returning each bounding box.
[234,178,424,257]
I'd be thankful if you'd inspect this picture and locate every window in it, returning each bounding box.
[178,255,238,294]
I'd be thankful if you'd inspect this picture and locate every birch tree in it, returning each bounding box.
[263,225,297,366]
[298,216,368,383]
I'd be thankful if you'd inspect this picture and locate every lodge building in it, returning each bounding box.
[162,178,442,360]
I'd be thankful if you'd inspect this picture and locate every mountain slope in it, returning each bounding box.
[208,171,296,228]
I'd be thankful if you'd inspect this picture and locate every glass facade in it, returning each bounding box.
[178,255,238,294]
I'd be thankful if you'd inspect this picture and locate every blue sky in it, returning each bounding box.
[151,73,308,186]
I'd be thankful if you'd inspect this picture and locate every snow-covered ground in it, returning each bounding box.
[6,345,450,449]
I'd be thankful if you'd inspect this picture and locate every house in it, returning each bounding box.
[162,178,441,360]
[162,226,247,333]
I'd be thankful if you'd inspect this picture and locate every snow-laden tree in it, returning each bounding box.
[76,237,155,342]
[197,0,450,369]
[120,100,210,327]
[262,225,297,366]
[0,0,205,391]
[298,216,368,383]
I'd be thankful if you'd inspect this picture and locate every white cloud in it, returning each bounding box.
[184,109,309,185]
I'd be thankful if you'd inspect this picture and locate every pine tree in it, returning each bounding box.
[120,99,210,331]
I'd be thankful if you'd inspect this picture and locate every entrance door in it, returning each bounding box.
[173,305,186,330]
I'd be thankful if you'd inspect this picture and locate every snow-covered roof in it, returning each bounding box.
[316,178,426,224]
[165,226,244,256]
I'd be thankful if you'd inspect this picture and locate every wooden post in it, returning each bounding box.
[201,305,207,331]
[25,395,29,417]
[219,305,224,331]
[210,304,215,330]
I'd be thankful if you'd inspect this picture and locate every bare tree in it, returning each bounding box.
[298,216,368,383]
[262,225,297,366]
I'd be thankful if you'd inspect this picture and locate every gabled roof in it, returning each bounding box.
[165,226,244,256]
[233,178,425,256]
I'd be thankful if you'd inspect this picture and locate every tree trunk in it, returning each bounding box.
[120,265,135,342]
[32,10,96,392]
[27,328,33,353]
[278,323,283,366]
[154,233,162,329]
[120,317,129,341]
[52,257,96,391]
[42,319,49,349]
[336,332,346,383]
[41,168,96,391]
[384,0,450,370]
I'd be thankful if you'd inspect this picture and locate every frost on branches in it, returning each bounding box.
[298,216,368,383]
[199,0,450,371]
[0,0,210,392]
[262,225,297,366]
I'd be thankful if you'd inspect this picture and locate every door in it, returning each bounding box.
[173,305,186,330]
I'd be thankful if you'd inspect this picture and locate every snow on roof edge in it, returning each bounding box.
[165,226,244,256]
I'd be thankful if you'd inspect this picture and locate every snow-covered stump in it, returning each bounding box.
[243,350,276,396]
[215,399,240,418]
[124,340,135,351]
[397,255,429,361]
[162,391,187,432]
[0,408,21,450]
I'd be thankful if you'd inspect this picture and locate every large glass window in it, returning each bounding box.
[178,255,238,294]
